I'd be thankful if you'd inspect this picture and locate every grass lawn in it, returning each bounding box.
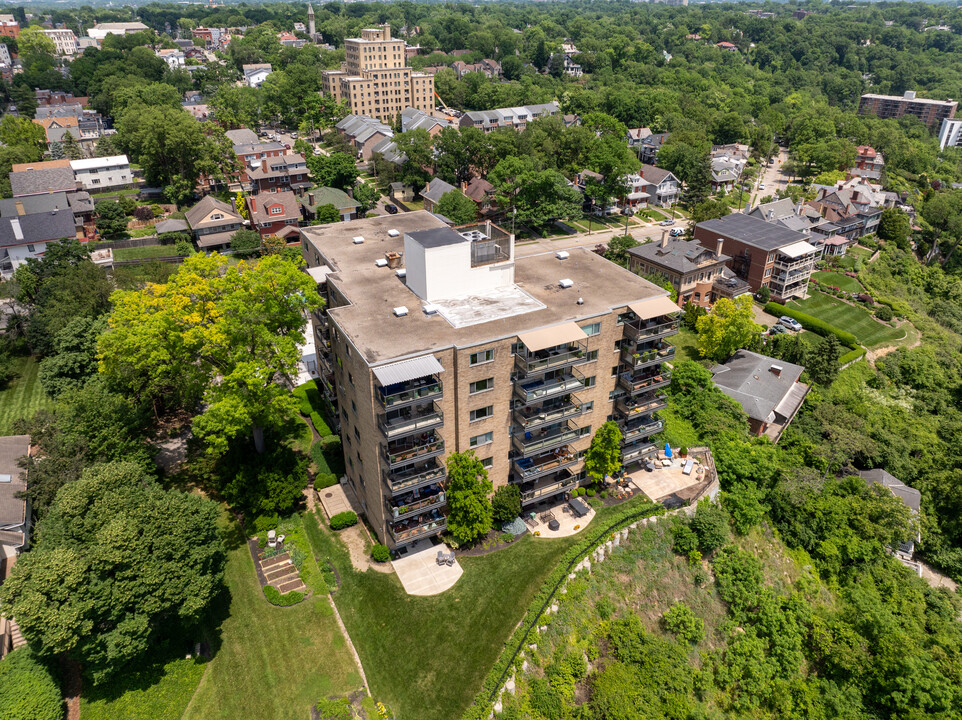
[182,526,362,720]
[405,200,425,211]
[789,291,904,347]
[0,355,51,434]
[849,245,873,261]
[82,657,206,720]
[127,227,158,239]
[671,327,702,363]
[812,270,862,293]
[114,245,178,261]
[307,496,655,720]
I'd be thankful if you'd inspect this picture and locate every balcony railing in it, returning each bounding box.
[621,419,663,444]
[389,512,447,545]
[617,393,668,418]
[387,488,445,520]
[513,421,581,456]
[514,396,585,431]
[619,371,672,396]
[377,377,442,409]
[520,471,578,504]
[383,437,444,468]
[514,367,585,405]
[379,402,443,440]
[515,341,588,375]
[386,459,446,494]
[620,344,675,370]
[513,446,579,481]
[622,442,657,464]
[622,318,679,342]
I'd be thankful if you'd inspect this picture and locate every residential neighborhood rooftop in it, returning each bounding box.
[697,212,812,251]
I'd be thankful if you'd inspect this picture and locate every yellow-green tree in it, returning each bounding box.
[234,191,249,219]
[695,295,762,362]
[98,253,322,454]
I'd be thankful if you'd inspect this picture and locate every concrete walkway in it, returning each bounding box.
[391,539,463,596]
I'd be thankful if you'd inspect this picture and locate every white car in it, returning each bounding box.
[779,316,802,332]
[759,183,766,190]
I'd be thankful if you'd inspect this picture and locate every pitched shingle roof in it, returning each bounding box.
[185,195,242,230]
[9,166,77,197]
[711,350,806,423]
[421,178,457,204]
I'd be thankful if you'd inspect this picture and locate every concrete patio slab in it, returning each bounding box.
[391,539,463,596]
[530,503,595,539]
[629,458,708,502]
[317,483,353,520]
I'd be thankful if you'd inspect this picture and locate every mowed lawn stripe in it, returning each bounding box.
[0,356,52,434]
[789,291,904,347]
[812,270,862,294]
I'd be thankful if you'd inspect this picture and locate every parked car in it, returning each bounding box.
[290,132,298,139]
[313,147,323,156]
[669,228,685,237]
[759,183,766,190]
[769,324,788,335]
[779,316,803,332]
[659,219,676,226]
[385,204,399,215]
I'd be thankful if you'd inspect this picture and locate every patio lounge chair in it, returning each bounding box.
[437,550,445,566]
[446,552,455,567]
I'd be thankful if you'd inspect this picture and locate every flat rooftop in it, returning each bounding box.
[697,213,809,252]
[300,211,667,366]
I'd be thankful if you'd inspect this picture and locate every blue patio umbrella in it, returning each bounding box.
[664,443,673,458]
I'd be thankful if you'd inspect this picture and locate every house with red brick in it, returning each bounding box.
[248,154,311,194]
[248,191,301,238]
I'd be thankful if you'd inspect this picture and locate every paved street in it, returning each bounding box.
[514,218,682,258]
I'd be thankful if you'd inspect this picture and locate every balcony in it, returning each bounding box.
[386,458,446,494]
[622,442,657,464]
[377,376,442,409]
[379,402,443,440]
[520,470,578,505]
[384,434,444,468]
[622,318,679,342]
[514,367,585,405]
[514,395,586,431]
[513,446,579,481]
[618,371,671,396]
[387,484,445,521]
[515,341,588,375]
[621,419,663,444]
[389,510,446,546]
[620,344,675,370]
[617,393,668,418]
[513,421,581,456]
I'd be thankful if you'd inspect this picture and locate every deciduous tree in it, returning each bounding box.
[586,421,623,482]
[444,451,493,545]
[695,295,763,362]
[436,189,477,224]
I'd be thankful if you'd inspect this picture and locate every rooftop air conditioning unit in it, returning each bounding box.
[374,258,388,267]
[393,306,409,317]
[395,268,407,278]
[353,236,365,244]
[423,303,439,315]
[387,229,400,237]
[556,251,570,260]
[559,278,574,289]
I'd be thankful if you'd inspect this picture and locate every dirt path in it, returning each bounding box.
[865,319,922,365]
[60,657,81,720]
[305,487,392,575]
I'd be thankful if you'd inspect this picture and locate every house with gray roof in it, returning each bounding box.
[0,435,30,560]
[628,234,735,308]
[858,469,921,560]
[639,164,680,206]
[400,107,450,135]
[711,350,809,441]
[301,187,360,222]
[458,102,560,133]
[0,209,78,279]
[225,128,259,145]
[185,195,245,250]
[336,114,394,161]
[9,165,78,198]
[420,178,458,213]
[371,137,406,166]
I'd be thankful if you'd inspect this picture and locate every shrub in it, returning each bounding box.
[315,697,353,720]
[839,346,867,365]
[371,544,391,562]
[133,205,154,221]
[0,649,63,720]
[315,472,338,490]
[662,602,705,643]
[290,545,306,569]
[679,445,689,456]
[329,511,358,530]
[264,585,305,606]
[585,487,596,497]
[174,239,194,257]
[253,514,279,533]
[875,305,893,321]
[764,301,858,348]
[600,490,607,499]
[690,499,730,552]
[671,518,698,555]
[491,484,521,524]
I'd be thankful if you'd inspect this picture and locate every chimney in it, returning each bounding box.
[249,196,257,213]
[715,238,724,257]
[14,200,25,216]
[308,192,315,206]
[770,364,783,378]
[461,180,468,192]
[660,229,669,248]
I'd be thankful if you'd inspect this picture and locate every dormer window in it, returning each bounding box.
[211,213,223,220]
[270,206,283,215]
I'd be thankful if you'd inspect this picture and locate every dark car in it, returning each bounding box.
[385,204,399,214]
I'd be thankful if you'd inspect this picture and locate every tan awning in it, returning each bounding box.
[517,322,587,352]
[629,295,680,320]
[196,230,236,248]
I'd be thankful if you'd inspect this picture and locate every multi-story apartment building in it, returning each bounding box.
[300,212,679,550]
[938,118,962,150]
[322,26,434,123]
[858,91,957,131]
[694,213,817,302]
[42,28,77,56]
[0,14,19,38]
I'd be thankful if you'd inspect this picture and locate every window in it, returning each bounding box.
[470,405,493,422]
[469,432,493,448]
[211,213,223,220]
[353,427,360,442]
[585,350,599,362]
[270,206,283,215]
[579,426,591,437]
[480,457,493,469]
[764,267,772,278]
[469,378,494,394]
[469,349,494,366]
[611,366,619,377]
[581,322,601,337]
[584,401,594,413]
[583,376,596,388]
[613,339,623,351]
[510,342,524,356]
[348,372,354,387]
[26,244,35,253]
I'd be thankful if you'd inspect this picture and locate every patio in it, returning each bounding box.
[628,454,711,503]
[525,499,596,539]
[391,538,463,596]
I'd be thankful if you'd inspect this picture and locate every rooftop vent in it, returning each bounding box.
[353,235,365,244]
[556,250,570,260]
[559,278,573,289]
[422,303,439,315]
[393,306,409,317]
[374,258,388,267]
[770,364,783,377]
[387,229,400,237]
[395,268,407,278]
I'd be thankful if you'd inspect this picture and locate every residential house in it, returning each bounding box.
[156,48,185,68]
[849,145,885,182]
[231,139,285,188]
[193,27,226,49]
[479,58,501,78]
[637,132,669,164]
[621,173,651,209]
[278,32,305,49]
[748,197,847,257]
[0,434,31,566]
[806,178,889,241]
[335,114,394,161]
[858,469,921,561]
[42,28,77,56]
[0,190,93,230]
[628,234,738,308]
[8,160,78,198]
[242,63,273,88]
[452,60,483,79]
[550,53,583,77]
[716,41,739,52]
[458,102,560,133]
[183,90,204,105]
[711,350,810,441]
[69,155,133,191]
[400,107,450,136]
[626,127,652,149]
[248,154,311,194]
[420,178,458,213]
[639,165,680,207]
[34,116,81,147]
[694,213,818,301]
[35,90,88,107]
[0,208,78,278]
[184,195,246,251]
[248,191,301,238]
[300,187,360,222]
[371,138,406,166]
[710,158,741,193]
[461,176,496,216]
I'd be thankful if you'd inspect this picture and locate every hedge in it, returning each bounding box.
[371,544,391,562]
[839,346,867,365]
[764,301,859,348]
[459,500,663,720]
[264,585,305,606]
[330,511,358,530]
